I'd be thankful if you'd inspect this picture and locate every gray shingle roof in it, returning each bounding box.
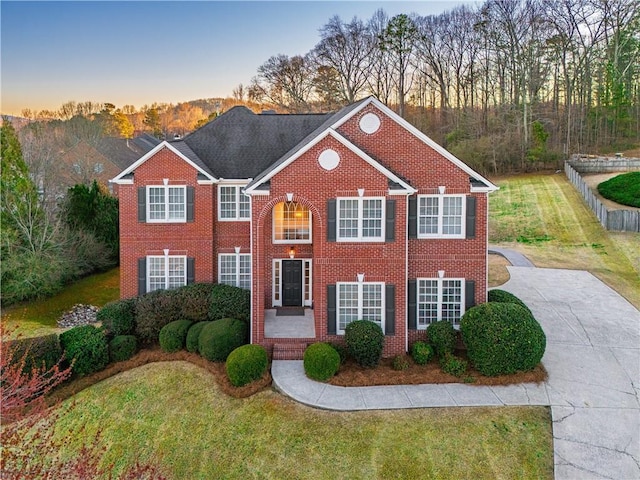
[182,106,334,179]
[168,140,215,177]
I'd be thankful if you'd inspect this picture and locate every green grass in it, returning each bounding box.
[48,362,553,479]
[1,268,120,338]
[597,172,640,207]
[490,173,640,309]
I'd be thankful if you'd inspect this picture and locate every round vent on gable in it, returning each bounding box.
[359,113,381,134]
[318,149,340,171]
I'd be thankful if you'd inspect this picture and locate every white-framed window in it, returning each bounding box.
[147,255,186,292]
[337,197,384,242]
[273,201,312,243]
[337,282,384,334]
[219,185,250,221]
[219,253,251,290]
[147,186,186,222]
[417,278,464,328]
[418,195,465,238]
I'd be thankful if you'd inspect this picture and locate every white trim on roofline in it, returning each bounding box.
[330,97,499,193]
[244,129,416,195]
[110,141,218,184]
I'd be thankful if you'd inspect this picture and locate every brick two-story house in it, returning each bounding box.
[111,96,498,357]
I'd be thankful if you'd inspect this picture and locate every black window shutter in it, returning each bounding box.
[327,199,337,242]
[138,258,146,295]
[187,257,195,284]
[465,280,476,310]
[466,196,477,239]
[138,187,146,222]
[186,186,195,222]
[408,196,417,239]
[385,284,395,336]
[327,284,337,335]
[385,200,396,242]
[408,280,417,330]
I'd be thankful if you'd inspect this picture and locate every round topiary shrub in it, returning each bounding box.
[426,320,457,357]
[97,298,136,337]
[303,343,341,381]
[109,335,138,363]
[460,302,546,376]
[226,344,269,387]
[186,321,212,353]
[344,320,384,368]
[159,320,193,353]
[59,325,109,376]
[411,341,434,365]
[199,318,248,362]
[488,289,531,314]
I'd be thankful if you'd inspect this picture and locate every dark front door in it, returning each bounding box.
[282,260,303,306]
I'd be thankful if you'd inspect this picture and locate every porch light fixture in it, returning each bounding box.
[289,247,295,259]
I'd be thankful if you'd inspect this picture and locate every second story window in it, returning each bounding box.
[147,186,186,222]
[219,185,250,221]
[418,195,464,238]
[273,201,311,243]
[337,197,384,242]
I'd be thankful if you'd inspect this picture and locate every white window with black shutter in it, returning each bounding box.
[409,194,476,240]
[408,278,475,328]
[138,185,194,223]
[138,254,194,294]
[326,282,395,335]
[327,198,395,243]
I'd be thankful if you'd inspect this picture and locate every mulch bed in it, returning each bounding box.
[329,353,547,387]
[46,348,546,407]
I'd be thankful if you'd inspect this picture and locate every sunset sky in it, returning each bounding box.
[1,1,473,116]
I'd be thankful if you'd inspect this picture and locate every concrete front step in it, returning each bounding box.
[272,343,308,360]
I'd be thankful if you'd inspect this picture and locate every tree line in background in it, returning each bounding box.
[1,121,118,306]
[248,0,639,173]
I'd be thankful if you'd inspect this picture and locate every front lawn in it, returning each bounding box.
[48,361,553,479]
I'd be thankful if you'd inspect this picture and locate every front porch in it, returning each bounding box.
[264,308,315,338]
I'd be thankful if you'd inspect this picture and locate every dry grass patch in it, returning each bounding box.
[489,254,511,287]
[489,173,640,309]
[47,362,553,480]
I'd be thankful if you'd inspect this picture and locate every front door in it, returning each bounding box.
[282,260,303,306]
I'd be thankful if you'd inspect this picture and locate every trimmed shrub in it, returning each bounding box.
[186,321,212,353]
[209,284,251,323]
[598,171,640,208]
[411,341,434,365]
[426,321,457,357]
[461,302,546,376]
[392,355,410,371]
[303,343,341,381]
[135,289,183,345]
[488,289,532,314]
[59,325,108,376]
[440,352,468,377]
[199,318,248,362]
[329,342,348,365]
[159,320,193,353]
[344,320,384,368]
[176,283,216,322]
[109,335,137,363]
[226,344,269,387]
[97,298,136,337]
[5,334,62,373]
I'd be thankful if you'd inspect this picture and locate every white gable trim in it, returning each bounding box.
[331,97,499,193]
[110,141,218,184]
[244,129,416,195]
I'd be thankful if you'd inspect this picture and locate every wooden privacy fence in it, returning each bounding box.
[565,163,640,232]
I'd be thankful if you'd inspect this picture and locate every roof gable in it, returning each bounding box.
[110,141,217,184]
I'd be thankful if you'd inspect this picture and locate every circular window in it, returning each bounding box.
[359,113,381,134]
[318,149,340,171]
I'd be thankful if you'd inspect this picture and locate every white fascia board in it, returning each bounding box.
[245,128,416,194]
[388,189,412,196]
[471,185,499,193]
[110,141,218,184]
[246,189,270,196]
[331,97,499,193]
[218,178,251,185]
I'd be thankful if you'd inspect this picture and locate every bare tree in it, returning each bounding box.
[366,9,394,105]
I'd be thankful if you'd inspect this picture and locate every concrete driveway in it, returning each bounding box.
[502,267,640,480]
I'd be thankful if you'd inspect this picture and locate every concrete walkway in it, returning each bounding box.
[272,266,640,480]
